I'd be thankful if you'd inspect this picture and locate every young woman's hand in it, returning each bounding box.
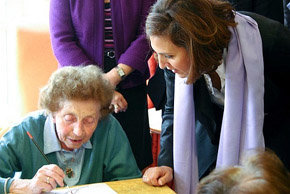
[142,166,173,186]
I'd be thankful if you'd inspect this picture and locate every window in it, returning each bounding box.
[0,0,49,128]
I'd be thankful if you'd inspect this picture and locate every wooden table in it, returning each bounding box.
[107,178,175,194]
[50,178,175,194]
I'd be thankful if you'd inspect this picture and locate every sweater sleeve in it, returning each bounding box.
[157,69,175,168]
[0,113,48,194]
[116,0,156,74]
[49,0,94,66]
[102,116,142,181]
[0,126,24,193]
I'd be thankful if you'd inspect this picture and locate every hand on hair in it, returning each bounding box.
[111,91,128,113]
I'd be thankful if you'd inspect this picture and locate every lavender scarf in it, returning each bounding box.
[173,13,265,194]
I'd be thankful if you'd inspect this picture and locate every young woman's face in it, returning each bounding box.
[150,35,190,78]
[53,99,100,151]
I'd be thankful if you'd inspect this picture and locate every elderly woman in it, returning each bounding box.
[0,65,141,194]
[142,0,290,193]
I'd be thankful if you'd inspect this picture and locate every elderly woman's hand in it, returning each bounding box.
[142,166,173,186]
[111,91,128,113]
[9,164,65,194]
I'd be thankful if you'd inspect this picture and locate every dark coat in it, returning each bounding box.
[228,0,284,24]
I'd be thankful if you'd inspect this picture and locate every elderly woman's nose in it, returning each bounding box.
[73,121,84,136]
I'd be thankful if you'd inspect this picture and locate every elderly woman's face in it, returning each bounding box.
[53,99,100,151]
[150,35,190,78]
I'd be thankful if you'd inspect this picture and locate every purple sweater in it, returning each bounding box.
[49,0,155,88]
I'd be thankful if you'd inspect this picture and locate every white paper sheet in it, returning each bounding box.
[45,183,117,194]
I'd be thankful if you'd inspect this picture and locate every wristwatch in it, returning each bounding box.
[115,65,126,80]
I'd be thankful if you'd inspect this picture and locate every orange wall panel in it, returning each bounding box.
[16,27,57,116]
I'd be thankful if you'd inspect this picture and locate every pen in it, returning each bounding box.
[26,131,50,163]
[25,130,71,192]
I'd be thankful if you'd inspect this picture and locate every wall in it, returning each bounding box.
[17,25,58,116]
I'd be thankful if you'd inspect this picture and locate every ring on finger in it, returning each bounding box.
[114,104,119,110]
[46,176,50,184]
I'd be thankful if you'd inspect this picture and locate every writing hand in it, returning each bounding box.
[9,164,65,194]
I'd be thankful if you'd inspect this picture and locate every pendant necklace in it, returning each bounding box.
[66,166,74,178]
[60,150,76,178]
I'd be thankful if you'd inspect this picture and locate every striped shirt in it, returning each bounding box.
[104,2,114,51]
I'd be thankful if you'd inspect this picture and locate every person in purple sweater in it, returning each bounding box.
[49,0,156,170]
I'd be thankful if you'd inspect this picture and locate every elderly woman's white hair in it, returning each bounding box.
[39,65,114,118]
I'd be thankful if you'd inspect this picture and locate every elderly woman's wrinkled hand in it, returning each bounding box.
[142,166,173,186]
[9,164,65,194]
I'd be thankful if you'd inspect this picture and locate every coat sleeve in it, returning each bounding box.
[157,69,175,168]
[49,0,94,66]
